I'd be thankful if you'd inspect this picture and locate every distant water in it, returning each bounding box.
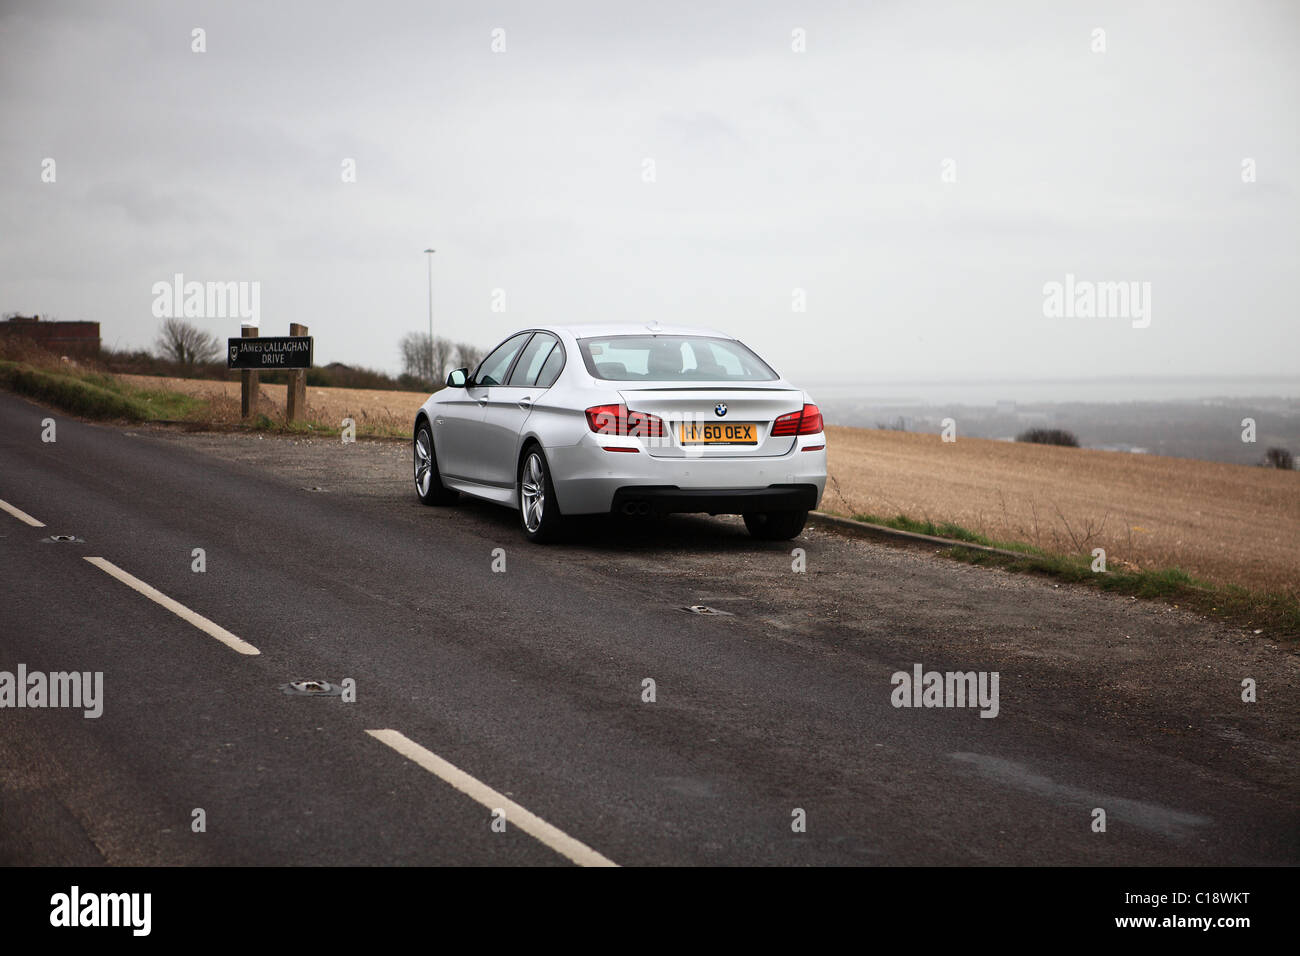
[806,378,1300,406]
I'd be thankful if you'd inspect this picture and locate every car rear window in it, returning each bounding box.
[577,335,778,382]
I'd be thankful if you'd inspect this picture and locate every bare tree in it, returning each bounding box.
[454,341,485,371]
[401,332,485,384]
[155,318,219,367]
[432,336,453,382]
[399,331,434,382]
[400,332,461,383]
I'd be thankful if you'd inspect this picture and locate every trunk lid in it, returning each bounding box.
[618,386,805,458]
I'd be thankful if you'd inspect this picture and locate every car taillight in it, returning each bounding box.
[771,403,823,436]
[585,404,666,438]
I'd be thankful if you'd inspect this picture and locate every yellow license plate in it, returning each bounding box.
[679,422,757,444]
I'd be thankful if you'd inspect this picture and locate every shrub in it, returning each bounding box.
[1017,428,1080,447]
[1263,447,1294,470]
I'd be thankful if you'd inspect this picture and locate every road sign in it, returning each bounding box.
[228,336,313,369]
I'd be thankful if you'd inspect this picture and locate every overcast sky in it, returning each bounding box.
[2,0,1296,387]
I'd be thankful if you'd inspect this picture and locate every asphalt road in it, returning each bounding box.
[1,391,1296,866]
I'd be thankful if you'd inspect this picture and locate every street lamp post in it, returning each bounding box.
[423,248,435,382]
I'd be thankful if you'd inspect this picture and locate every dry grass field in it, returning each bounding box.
[824,425,1299,597]
[114,374,422,433]
[115,374,1297,596]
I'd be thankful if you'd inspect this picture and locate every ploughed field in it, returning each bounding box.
[116,374,1299,595]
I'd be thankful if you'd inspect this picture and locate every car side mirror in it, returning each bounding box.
[446,368,468,388]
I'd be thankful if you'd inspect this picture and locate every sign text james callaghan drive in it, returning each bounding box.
[227,336,313,369]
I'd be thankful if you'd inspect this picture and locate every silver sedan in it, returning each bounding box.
[413,323,827,542]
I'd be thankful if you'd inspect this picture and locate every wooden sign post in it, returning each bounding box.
[228,326,313,422]
[286,323,308,423]
[240,325,259,419]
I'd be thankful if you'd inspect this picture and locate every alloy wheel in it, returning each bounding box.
[521,452,545,532]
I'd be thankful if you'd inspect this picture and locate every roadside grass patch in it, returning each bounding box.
[846,510,1299,639]
[193,385,407,439]
[1,359,147,421]
[854,512,1042,555]
[125,387,205,420]
[0,359,208,422]
[0,349,403,438]
[245,412,407,440]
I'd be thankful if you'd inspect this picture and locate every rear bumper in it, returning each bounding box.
[547,438,827,515]
[611,484,818,516]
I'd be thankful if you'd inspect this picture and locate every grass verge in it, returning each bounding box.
[0,359,204,421]
[853,512,1042,554]
[0,356,405,439]
[850,511,1300,639]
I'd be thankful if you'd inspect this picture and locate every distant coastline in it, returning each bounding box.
[807,377,1300,406]
[812,384,1300,468]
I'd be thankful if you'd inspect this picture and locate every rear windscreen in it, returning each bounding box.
[578,335,778,382]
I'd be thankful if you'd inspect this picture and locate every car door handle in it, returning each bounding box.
[517,396,532,409]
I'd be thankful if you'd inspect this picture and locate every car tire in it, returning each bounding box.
[414,422,458,505]
[519,445,564,543]
[743,509,808,541]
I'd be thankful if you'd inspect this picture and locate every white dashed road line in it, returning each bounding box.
[366,728,619,868]
[0,497,45,527]
[84,556,261,656]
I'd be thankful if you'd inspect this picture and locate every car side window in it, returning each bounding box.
[474,333,531,386]
[507,333,558,387]
[534,342,564,388]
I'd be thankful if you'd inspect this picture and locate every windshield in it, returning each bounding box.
[577,335,778,382]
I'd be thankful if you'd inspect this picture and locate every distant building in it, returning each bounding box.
[0,314,101,357]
